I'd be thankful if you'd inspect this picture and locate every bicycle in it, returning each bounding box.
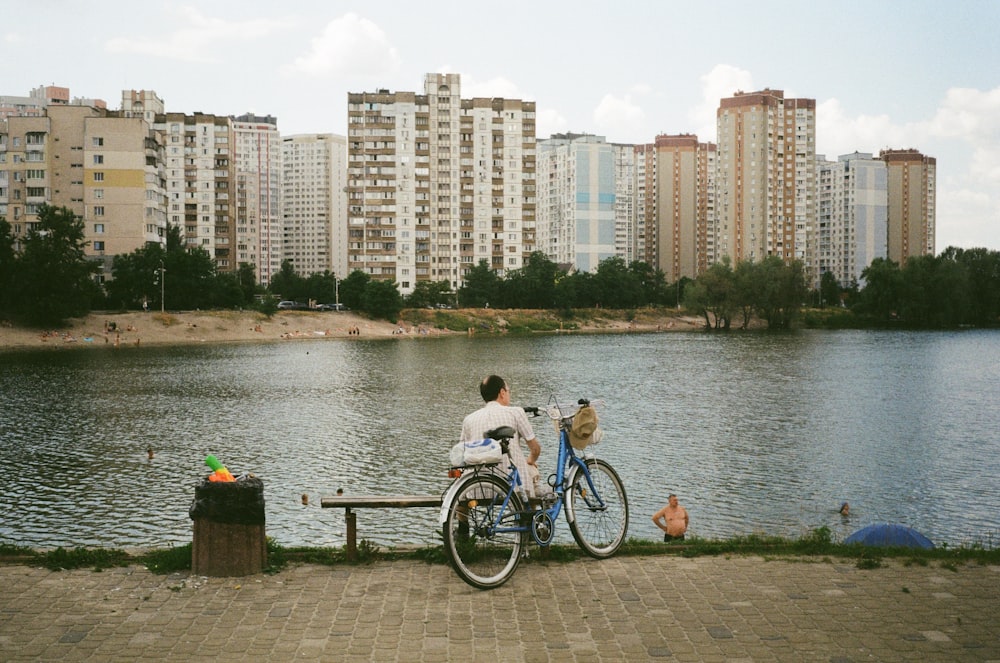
[439,398,630,589]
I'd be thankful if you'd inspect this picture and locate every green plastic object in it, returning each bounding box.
[205,455,224,471]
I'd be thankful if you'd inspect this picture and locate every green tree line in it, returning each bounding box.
[3,206,999,329]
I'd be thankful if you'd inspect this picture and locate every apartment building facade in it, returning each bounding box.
[536,134,617,272]
[0,104,167,280]
[653,134,716,281]
[716,89,817,280]
[346,73,536,294]
[633,143,656,266]
[232,114,282,284]
[816,152,887,288]
[282,133,347,279]
[880,148,936,265]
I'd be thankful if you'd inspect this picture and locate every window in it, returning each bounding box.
[93,137,104,147]
[93,241,105,251]
[93,206,104,216]
[94,224,105,233]
[94,189,104,199]
[93,172,104,181]
[93,154,104,165]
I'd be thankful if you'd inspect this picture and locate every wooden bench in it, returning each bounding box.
[320,495,443,561]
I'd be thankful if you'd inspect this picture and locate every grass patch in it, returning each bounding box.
[6,528,998,573]
[152,312,178,327]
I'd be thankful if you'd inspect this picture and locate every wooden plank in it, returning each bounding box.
[320,495,442,509]
[319,494,444,562]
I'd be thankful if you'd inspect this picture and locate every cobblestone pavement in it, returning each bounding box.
[1,555,998,662]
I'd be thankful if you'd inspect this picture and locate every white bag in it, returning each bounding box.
[450,438,502,466]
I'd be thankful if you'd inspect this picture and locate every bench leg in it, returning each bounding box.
[345,509,357,562]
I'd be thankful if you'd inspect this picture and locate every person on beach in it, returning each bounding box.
[460,375,541,499]
[652,493,689,542]
[839,501,850,516]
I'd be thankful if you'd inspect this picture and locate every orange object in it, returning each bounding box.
[208,468,236,482]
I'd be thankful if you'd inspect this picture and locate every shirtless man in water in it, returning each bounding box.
[652,493,689,542]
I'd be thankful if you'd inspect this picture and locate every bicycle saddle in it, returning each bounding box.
[486,426,515,440]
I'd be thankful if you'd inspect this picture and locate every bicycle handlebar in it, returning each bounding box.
[523,398,605,420]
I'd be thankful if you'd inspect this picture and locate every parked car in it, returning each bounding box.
[313,303,348,312]
[277,301,297,310]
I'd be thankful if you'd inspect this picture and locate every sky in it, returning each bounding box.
[5,0,999,252]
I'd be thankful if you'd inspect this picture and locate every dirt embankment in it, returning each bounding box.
[0,308,706,351]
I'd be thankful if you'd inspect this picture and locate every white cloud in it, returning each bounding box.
[592,93,645,141]
[689,64,755,139]
[815,98,916,158]
[105,6,292,63]
[536,107,569,139]
[284,13,399,78]
[4,32,22,45]
[459,75,525,100]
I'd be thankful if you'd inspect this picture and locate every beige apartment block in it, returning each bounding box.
[282,133,347,279]
[347,73,535,294]
[716,89,816,276]
[880,148,936,265]
[0,104,166,280]
[654,134,716,281]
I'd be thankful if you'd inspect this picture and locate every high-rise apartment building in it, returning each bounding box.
[716,89,816,277]
[234,114,282,283]
[0,104,166,280]
[147,109,236,273]
[282,133,347,279]
[347,73,535,294]
[816,152,887,288]
[880,148,936,265]
[537,134,617,272]
[633,143,656,266]
[654,134,716,281]
[612,143,637,265]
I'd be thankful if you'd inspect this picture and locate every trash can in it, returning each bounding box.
[189,476,266,576]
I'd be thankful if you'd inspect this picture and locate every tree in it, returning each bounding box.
[819,271,840,308]
[854,258,902,322]
[12,205,101,325]
[593,257,642,308]
[338,270,370,311]
[362,279,403,320]
[106,242,166,311]
[406,280,452,309]
[697,258,736,329]
[269,259,307,302]
[504,252,561,308]
[457,260,501,308]
[0,217,16,314]
[754,257,807,329]
[236,263,259,306]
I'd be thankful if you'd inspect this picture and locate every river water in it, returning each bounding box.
[1,329,998,551]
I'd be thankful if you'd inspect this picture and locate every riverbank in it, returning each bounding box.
[0,308,706,350]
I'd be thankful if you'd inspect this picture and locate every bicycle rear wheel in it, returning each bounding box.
[442,474,525,590]
[566,458,629,558]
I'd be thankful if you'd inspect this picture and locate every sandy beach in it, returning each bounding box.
[0,308,705,351]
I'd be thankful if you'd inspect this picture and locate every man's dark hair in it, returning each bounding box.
[480,375,506,402]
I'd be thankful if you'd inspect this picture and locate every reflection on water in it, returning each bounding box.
[1,329,999,550]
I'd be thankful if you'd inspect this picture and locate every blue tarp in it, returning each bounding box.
[844,523,934,549]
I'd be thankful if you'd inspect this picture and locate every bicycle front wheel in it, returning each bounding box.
[443,474,525,590]
[566,458,629,558]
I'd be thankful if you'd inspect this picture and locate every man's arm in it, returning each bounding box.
[525,437,541,465]
[651,506,668,531]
